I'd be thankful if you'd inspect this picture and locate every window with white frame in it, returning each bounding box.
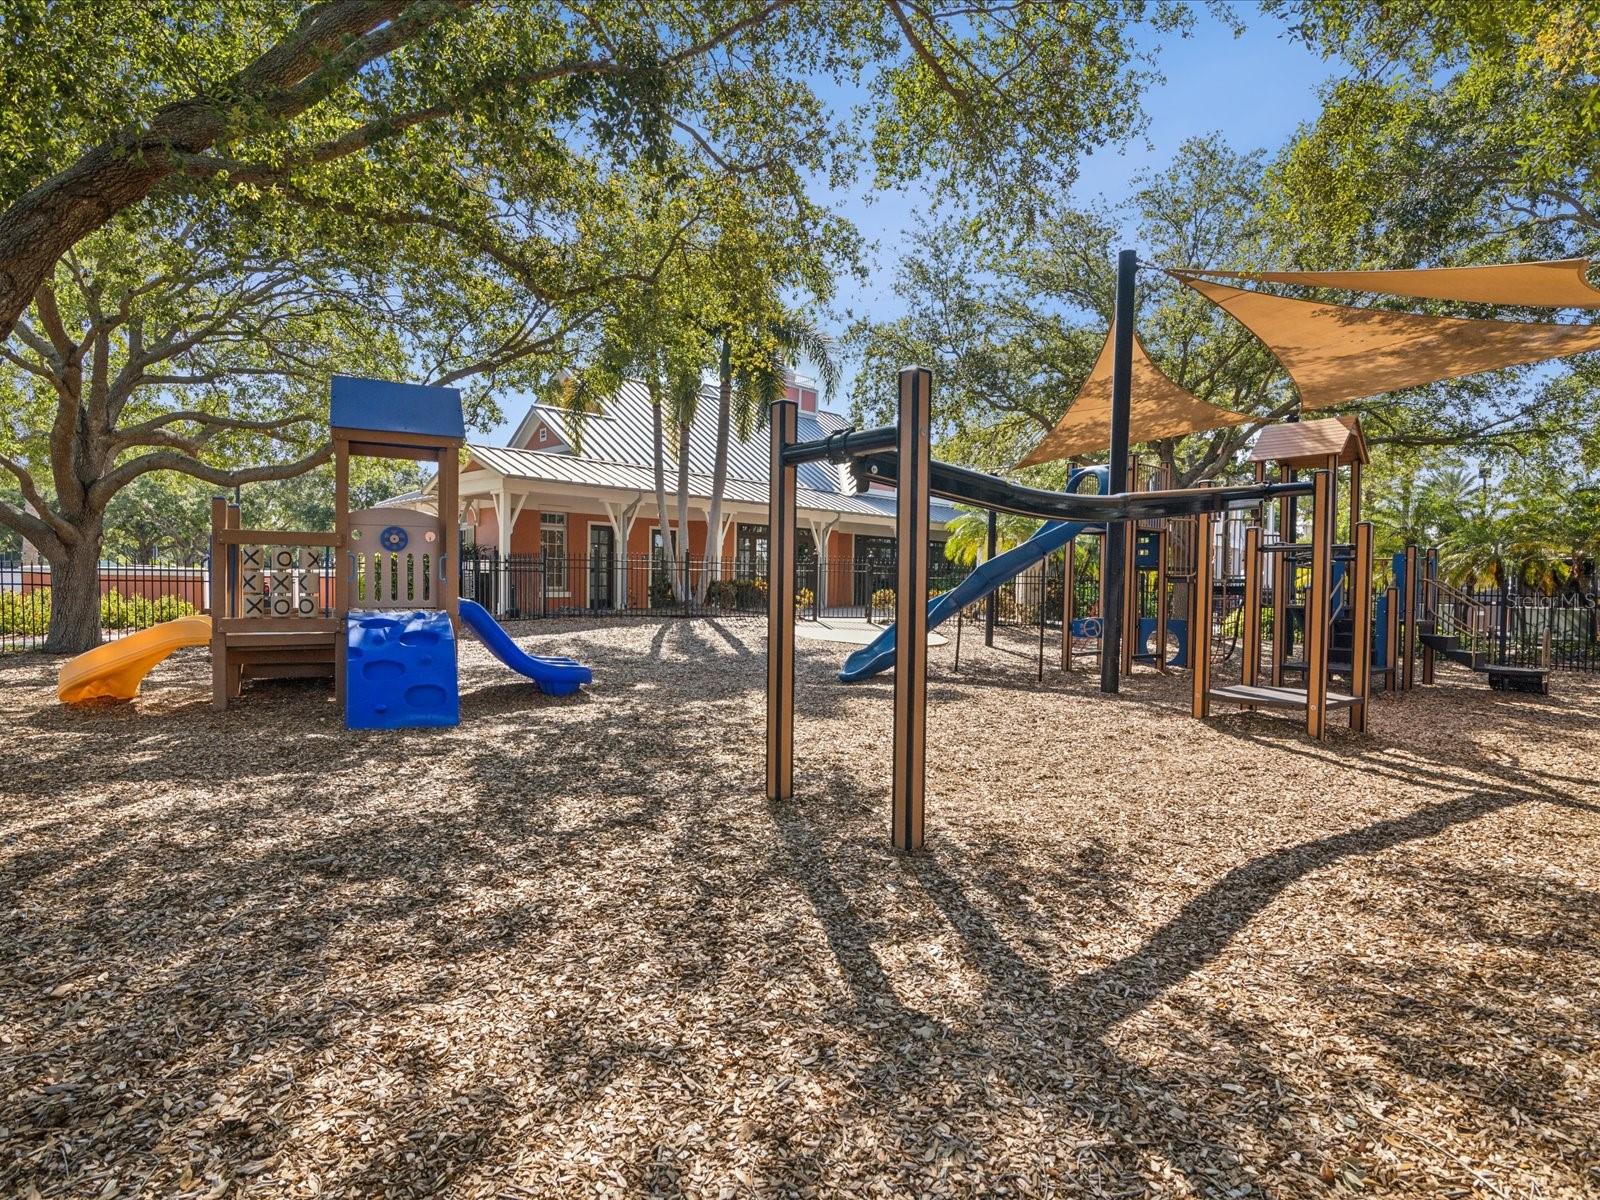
[541,513,568,592]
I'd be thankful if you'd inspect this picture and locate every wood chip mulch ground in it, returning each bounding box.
[2,617,1598,1199]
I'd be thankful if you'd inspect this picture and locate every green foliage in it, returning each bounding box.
[849,136,1293,483]
[99,590,197,631]
[0,590,49,636]
[0,587,192,635]
[941,509,1044,568]
[1267,1,1600,262]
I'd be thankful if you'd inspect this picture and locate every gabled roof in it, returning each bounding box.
[1248,416,1368,468]
[514,379,855,495]
[330,375,465,441]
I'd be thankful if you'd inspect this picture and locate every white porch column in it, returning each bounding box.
[604,496,643,611]
[494,486,511,615]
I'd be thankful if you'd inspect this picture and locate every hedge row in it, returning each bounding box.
[0,589,197,636]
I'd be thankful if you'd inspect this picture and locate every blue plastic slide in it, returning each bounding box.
[839,466,1109,683]
[458,599,593,697]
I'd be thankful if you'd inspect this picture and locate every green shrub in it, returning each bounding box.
[0,590,50,636]
[151,594,198,624]
[100,590,196,630]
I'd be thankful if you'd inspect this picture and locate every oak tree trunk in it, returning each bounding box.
[43,521,106,654]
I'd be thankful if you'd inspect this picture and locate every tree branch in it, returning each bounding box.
[0,496,63,558]
[90,443,334,510]
[0,453,77,545]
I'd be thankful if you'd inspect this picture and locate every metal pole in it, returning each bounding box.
[1100,248,1137,693]
[984,509,997,647]
[1061,541,1075,671]
[891,367,932,853]
[766,398,799,803]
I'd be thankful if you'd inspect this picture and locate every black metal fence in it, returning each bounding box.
[456,550,1083,629]
[1435,587,1600,672]
[1,554,210,654]
[8,545,1600,676]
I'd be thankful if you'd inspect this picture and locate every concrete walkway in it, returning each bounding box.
[794,615,948,648]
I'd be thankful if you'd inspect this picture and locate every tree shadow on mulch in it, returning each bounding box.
[763,758,1600,1196]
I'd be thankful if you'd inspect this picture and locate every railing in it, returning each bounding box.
[1425,577,1600,671]
[0,554,211,654]
[208,500,339,633]
[457,550,1087,629]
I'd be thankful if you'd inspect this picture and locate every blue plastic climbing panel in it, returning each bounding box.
[345,610,460,730]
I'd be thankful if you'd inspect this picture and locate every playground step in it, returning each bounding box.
[1488,666,1550,694]
[1415,631,1549,691]
[1418,631,1486,671]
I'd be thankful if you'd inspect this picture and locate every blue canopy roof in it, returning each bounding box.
[330,375,465,441]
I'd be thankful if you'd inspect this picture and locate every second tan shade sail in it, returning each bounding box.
[1173,258,1600,308]
[1176,276,1600,410]
[1016,326,1248,468]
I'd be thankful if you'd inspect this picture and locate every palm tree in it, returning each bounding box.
[697,309,839,601]
[1439,500,1515,591]
[940,508,1044,567]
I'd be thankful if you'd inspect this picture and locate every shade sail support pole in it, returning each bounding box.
[1100,248,1137,694]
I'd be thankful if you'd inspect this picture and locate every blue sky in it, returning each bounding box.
[486,9,1335,441]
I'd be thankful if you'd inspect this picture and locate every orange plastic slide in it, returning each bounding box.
[57,615,213,704]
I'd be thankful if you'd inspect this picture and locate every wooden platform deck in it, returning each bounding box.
[1207,683,1360,710]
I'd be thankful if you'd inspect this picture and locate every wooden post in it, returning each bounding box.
[1349,520,1374,731]
[1154,527,1169,672]
[766,398,799,804]
[1061,539,1075,671]
[1191,509,1214,718]
[1241,524,1263,693]
[1272,465,1291,686]
[333,439,351,706]
[1422,546,1438,684]
[210,497,229,710]
[437,443,460,625]
[1383,585,1399,692]
[1402,545,1419,691]
[892,367,932,852]
[1305,470,1334,740]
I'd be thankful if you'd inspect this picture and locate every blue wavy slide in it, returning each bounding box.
[839,466,1108,683]
[458,598,593,697]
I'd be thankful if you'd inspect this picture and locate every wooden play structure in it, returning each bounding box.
[208,376,463,710]
[62,373,589,717]
[767,366,1310,850]
[1191,417,1376,738]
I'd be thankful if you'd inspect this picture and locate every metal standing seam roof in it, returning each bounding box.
[514,379,854,495]
[464,442,960,524]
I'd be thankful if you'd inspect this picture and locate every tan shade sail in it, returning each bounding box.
[1016,326,1248,468]
[1176,276,1600,410]
[1172,259,1600,308]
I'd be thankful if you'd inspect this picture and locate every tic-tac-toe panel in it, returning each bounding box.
[240,546,269,618]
